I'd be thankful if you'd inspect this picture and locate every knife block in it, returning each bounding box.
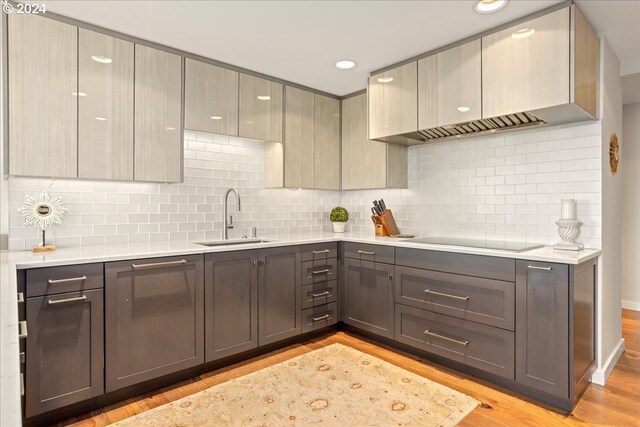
[371,218,386,236]
[379,210,400,236]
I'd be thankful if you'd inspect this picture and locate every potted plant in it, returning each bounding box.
[330,206,349,233]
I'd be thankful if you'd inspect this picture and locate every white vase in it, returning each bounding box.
[332,222,346,233]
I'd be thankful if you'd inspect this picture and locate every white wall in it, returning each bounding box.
[622,103,640,310]
[0,15,7,250]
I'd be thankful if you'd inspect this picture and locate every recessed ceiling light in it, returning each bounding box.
[256,95,271,101]
[210,116,223,120]
[335,60,356,70]
[377,77,394,83]
[94,117,107,121]
[511,28,535,39]
[474,0,507,14]
[457,106,471,113]
[165,127,175,130]
[72,92,87,97]
[91,55,112,64]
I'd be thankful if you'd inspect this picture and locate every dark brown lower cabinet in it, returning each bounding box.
[205,251,258,362]
[105,255,204,392]
[25,289,104,418]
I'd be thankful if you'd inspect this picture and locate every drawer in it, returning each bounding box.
[300,243,338,262]
[301,302,338,333]
[301,281,338,309]
[395,304,515,380]
[26,263,104,297]
[396,247,515,282]
[301,258,338,285]
[395,266,515,330]
[343,242,394,264]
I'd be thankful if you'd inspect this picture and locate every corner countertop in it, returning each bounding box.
[0,232,601,426]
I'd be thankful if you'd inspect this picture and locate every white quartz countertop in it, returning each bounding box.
[0,232,601,426]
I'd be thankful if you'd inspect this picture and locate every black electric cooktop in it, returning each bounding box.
[412,237,543,252]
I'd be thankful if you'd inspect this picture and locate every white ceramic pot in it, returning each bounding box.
[332,222,346,233]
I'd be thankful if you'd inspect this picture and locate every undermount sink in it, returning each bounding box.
[196,238,275,247]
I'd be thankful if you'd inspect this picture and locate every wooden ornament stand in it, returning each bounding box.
[32,229,56,253]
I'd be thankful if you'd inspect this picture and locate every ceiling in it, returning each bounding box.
[37,0,639,96]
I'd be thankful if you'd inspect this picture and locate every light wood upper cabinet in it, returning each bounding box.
[418,40,481,129]
[239,74,283,142]
[134,45,183,183]
[78,29,134,180]
[184,59,239,136]
[342,94,407,190]
[313,94,340,190]
[8,14,78,178]
[284,86,315,189]
[368,62,418,140]
[571,5,599,118]
[482,7,570,119]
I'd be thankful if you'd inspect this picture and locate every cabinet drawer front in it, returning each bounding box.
[300,242,338,262]
[396,247,515,282]
[301,258,338,285]
[301,281,338,309]
[26,263,104,297]
[301,302,338,333]
[395,305,514,379]
[343,242,395,264]
[395,266,515,330]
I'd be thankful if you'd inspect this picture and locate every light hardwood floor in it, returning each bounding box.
[56,310,640,426]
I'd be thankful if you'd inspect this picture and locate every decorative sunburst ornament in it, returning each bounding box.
[609,133,619,175]
[18,191,68,252]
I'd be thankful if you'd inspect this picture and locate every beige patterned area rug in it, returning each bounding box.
[113,343,479,426]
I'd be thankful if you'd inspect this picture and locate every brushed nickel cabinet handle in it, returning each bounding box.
[18,321,28,339]
[312,314,331,322]
[48,295,87,305]
[424,329,469,346]
[132,259,188,270]
[20,373,24,397]
[527,265,552,271]
[311,269,331,275]
[48,275,87,284]
[357,250,376,255]
[312,249,331,254]
[17,292,24,304]
[311,291,331,298]
[424,289,470,301]
[20,352,25,364]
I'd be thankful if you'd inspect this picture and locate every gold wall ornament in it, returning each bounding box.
[18,191,68,252]
[609,132,619,175]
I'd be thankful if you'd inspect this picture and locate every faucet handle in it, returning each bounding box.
[227,215,234,229]
[251,227,257,238]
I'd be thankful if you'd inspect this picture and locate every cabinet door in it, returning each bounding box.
[105,255,204,392]
[313,94,340,190]
[418,40,481,129]
[78,29,134,180]
[8,13,77,178]
[258,246,301,345]
[25,289,103,417]
[184,59,239,136]
[284,86,315,188]
[482,8,570,118]
[134,45,183,182]
[341,94,387,190]
[239,74,283,142]
[516,261,569,399]
[368,61,417,140]
[205,251,258,362]
[343,258,395,339]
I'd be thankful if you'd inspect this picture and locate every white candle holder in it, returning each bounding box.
[554,219,584,251]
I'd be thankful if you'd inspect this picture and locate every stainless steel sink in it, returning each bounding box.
[196,238,274,247]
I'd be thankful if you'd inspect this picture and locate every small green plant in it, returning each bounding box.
[330,206,349,223]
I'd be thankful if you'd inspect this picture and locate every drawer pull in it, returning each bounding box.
[357,250,376,255]
[17,292,24,304]
[132,259,188,270]
[311,291,331,298]
[20,352,25,364]
[424,329,469,346]
[312,314,331,322]
[424,289,470,301]
[20,373,24,397]
[48,295,87,305]
[18,321,28,339]
[48,275,87,285]
[312,268,331,275]
[528,265,552,271]
[312,249,331,254]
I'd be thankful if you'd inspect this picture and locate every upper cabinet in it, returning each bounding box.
[284,86,315,189]
[313,94,341,190]
[368,62,418,142]
[134,45,183,183]
[184,59,239,136]
[239,74,283,142]
[78,29,134,181]
[8,14,78,178]
[418,39,481,129]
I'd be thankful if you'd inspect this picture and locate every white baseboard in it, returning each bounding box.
[591,338,625,385]
[622,300,640,311]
